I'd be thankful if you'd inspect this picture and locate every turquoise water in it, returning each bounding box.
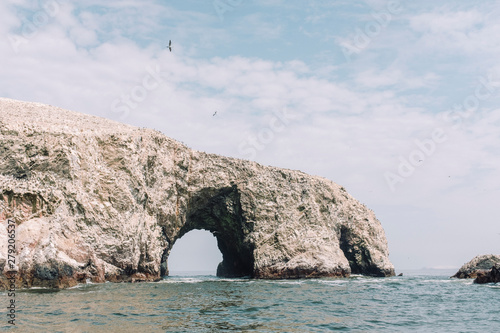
[2,272,499,332]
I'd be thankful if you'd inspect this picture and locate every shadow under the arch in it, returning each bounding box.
[162,185,255,278]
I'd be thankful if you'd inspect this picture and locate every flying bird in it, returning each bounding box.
[213,111,218,116]
[167,40,172,52]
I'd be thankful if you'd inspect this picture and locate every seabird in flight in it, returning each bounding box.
[167,40,172,52]
[213,111,218,116]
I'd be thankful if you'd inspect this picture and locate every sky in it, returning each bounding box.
[1,0,499,273]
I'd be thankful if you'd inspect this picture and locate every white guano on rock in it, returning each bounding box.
[0,98,394,289]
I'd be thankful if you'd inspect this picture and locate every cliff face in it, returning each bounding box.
[0,98,394,289]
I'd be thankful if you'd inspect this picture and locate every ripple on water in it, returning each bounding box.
[8,275,500,332]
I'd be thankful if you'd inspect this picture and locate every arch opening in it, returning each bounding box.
[167,229,222,276]
[161,185,255,278]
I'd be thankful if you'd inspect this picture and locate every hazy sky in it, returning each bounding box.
[1,0,499,272]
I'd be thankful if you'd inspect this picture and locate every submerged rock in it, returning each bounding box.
[452,254,500,279]
[0,98,394,289]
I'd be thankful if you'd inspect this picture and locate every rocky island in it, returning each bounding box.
[0,98,394,289]
[452,254,500,284]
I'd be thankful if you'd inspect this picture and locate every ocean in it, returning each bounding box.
[2,270,499,332]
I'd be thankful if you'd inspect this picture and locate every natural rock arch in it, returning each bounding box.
[0,98,395,289]
[161,186,254,278]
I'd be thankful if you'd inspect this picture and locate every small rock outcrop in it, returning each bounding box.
[0,98,394,289]
[452,254,500,279]
[474,264,500,284]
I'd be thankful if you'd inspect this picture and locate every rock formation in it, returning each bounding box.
[0,98,394,289]
[452,254,500,279]
[474,264,500,284]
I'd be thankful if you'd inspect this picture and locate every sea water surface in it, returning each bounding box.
[2,270,499,332]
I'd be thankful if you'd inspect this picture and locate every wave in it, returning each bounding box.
[159,275,250,284]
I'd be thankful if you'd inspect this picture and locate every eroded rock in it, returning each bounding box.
[0,98,394,289]
[474,264,500,284]
[452,254,500,279]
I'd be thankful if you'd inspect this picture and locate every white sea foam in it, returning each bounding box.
[420,279,455,283]
[318,279,349,286]
[163,276,222,283]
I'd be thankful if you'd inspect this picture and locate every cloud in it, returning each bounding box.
[410,10,482,34]
[355,68,440,90]
[407,6,500,61]
[234,13,284,40]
